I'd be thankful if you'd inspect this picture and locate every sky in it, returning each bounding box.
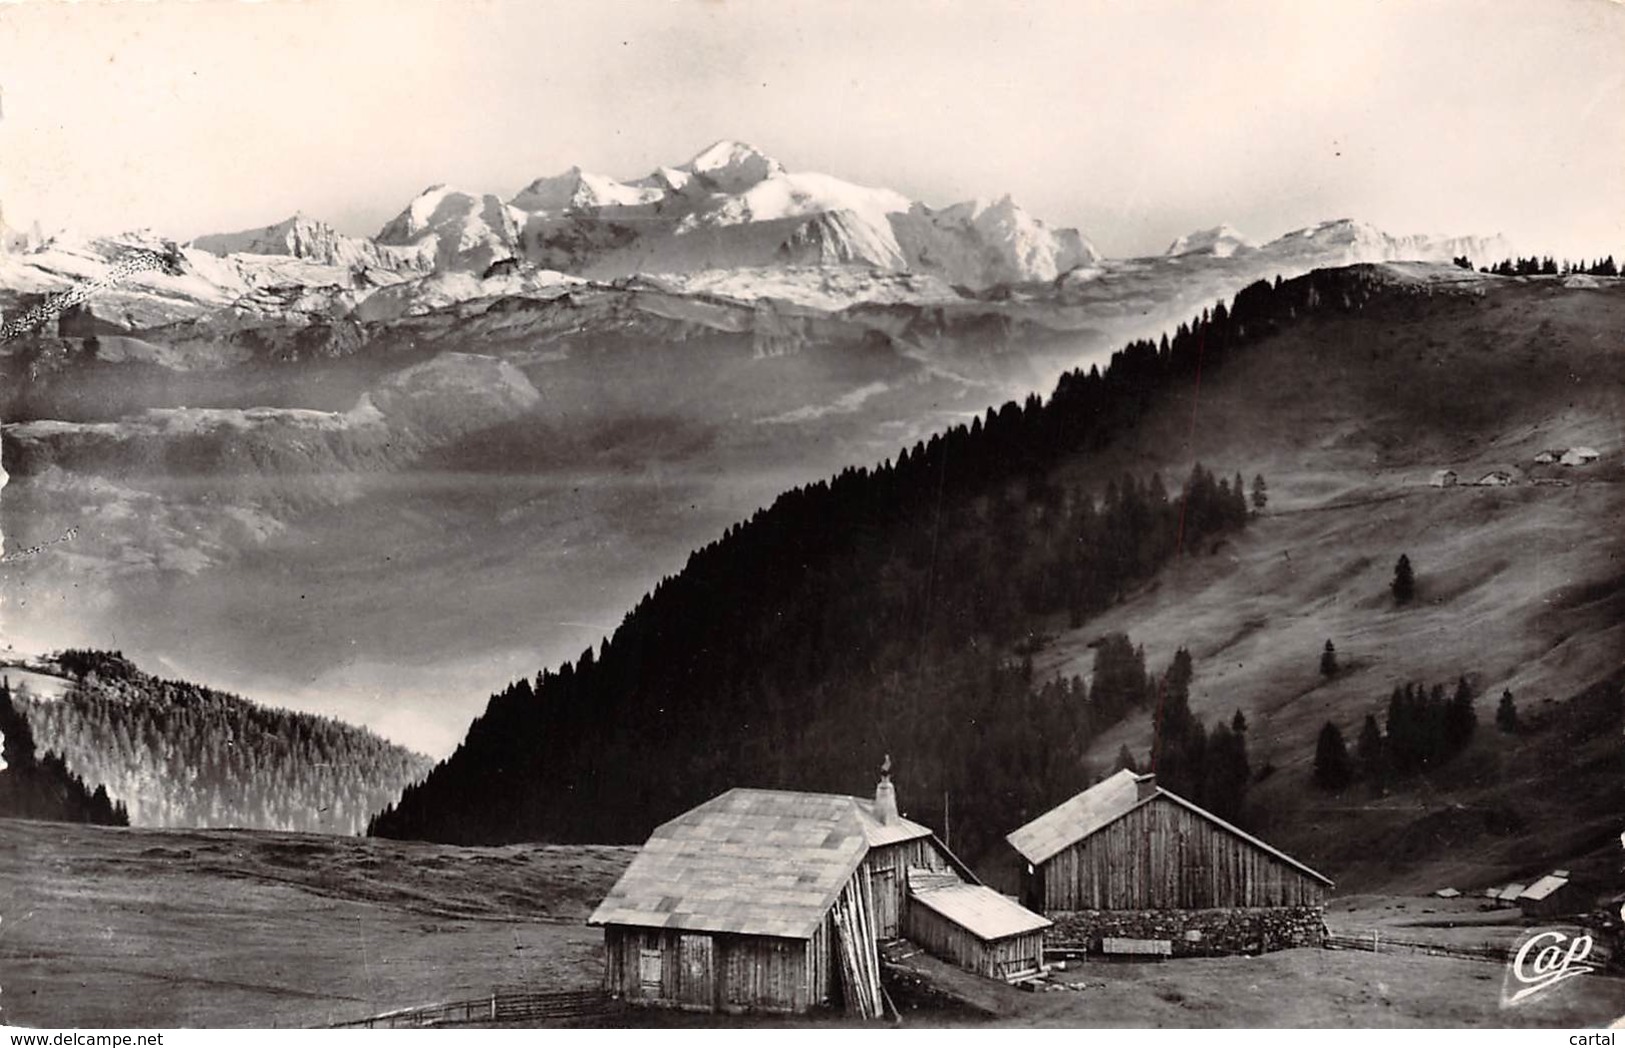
[1,0,1623,261]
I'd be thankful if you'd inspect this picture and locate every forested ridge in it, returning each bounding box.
[1,679,129,826]
[370,268,1386,862]
[13,651,432,834]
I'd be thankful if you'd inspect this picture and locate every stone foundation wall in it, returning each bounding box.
[1046,906,1327,957]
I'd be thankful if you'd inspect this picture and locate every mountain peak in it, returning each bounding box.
[510,166,663,213]
[190,212,391,268]
[1165,223,1258,258]
[681,140,785,193]
[374,186,521,272]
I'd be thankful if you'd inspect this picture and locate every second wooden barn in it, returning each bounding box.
[1007,770,1333,955]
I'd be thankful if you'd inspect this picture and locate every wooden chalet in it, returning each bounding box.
[590,769,1045,1016]
[1006,770,1333,912]
[1518,871,1583,918]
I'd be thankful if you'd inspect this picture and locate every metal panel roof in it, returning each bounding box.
[589,787,931,939]
[909,883,1051,942]
[1498,883,1528,902]
[1519,875,1570,902]
[1005,769,1334,887]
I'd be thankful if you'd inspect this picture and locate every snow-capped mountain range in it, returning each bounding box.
[191,213,434,273]
[0,140,1514,328]
[359,140,1098,286]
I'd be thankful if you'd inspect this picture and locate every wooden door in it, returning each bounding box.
[872,868,899,938]
[678,933,715,1009]
[637,947,664,999]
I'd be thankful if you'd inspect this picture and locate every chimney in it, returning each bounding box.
[874,753,898,826]
[1135,772,1158,801]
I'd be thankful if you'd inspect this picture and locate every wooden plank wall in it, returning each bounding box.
[808,913,834,1007]
[717,935,805,1012]
[603,926,811,1013]
[901,903,1044,980]
[863,838,956,937]
[1037,796,1326,911]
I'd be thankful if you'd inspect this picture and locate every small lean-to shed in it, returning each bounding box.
[589,775,990,1016]
[1430,469,1459,487]
[903,870,1051,981]
[1007,770,1333,912]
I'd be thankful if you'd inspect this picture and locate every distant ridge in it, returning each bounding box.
[9,650,432,834]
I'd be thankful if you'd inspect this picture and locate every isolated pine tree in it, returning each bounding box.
[1231,709,1248,734]
[1313,721,1354,791]
[1251,474,1268,512]
[1391,554,1416,605]
[1496,689,1519,733]
[1114,743,1139,774]
[1320,639,1339,677]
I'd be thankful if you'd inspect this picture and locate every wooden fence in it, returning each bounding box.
[1324,931,1507,965]
[332,988,607,1028]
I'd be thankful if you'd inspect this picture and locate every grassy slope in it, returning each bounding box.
[7,819,1622,1030]
[1029,267,1625,895]
[0,819,634,1028]
[1012,948,1625,1028]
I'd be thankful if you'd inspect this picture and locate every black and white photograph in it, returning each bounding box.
[1,0,1622,1032]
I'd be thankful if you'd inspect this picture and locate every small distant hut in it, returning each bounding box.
[1430,469,1459,488]
[1533,450,1563,465]
[1518,873,1584,918]
[1560,447,1600,466]
[1495,883,1528,908]
[1475,470,1516,487]
[590,766,1044,1016]
[1006,771,1333,955]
